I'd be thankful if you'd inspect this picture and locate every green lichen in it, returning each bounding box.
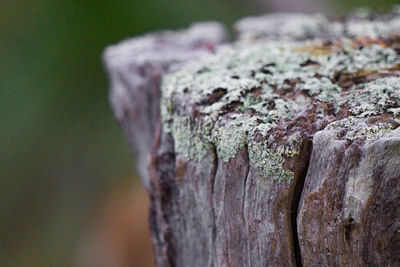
[362,124,393,140]
[172,116,210,161]
[160,19,400,182]
[338,77,400,117]
[212,116,253,162]
[248,141,299,182]
[162,41,398,121]
[235,6,400,42]
[317,44,399,78]
[345,15,400,38]
[235,13,330,41]
[325,116,394,141]
[389,107,400,124]
[299,77,341,102]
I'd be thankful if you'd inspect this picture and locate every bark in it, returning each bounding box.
[104,8,400,267]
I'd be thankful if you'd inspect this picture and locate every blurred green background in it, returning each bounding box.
[1,0,398,266]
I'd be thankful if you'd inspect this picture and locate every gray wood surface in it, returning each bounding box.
[105,8,400,266]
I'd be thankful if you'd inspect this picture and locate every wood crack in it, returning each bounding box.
[242,145,251,266]
[209,146,219,266]
[290,139,313,267]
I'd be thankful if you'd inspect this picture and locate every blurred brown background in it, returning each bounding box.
[1,0,398,266]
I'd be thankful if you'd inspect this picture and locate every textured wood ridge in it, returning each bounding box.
[104,8,400,267]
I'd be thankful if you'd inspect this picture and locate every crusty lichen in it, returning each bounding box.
[212,115,255,162]
[300,77,342,102]
[235,13,330,41]
[345,9,400,38]
[337,77,400,117]
[172,116,211,162]
[325,116,394,141]
[248,141,299,182]
[235,6,400,42]
[160,9,400,182]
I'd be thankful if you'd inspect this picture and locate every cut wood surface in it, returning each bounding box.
[104,7,400,266]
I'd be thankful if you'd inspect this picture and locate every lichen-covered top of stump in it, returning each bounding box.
[161,8,400,182]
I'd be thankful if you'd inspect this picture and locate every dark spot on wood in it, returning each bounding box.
[300,59,320,67]
[176,159,188,180]
[221,100,242,113]
[367,114,394,124]
[197,66,210,74]
[387,34,400,53]
[344,217,356,243]
[200,88,227,105]
[276,78,302,95]
[334,66,400,90]
[250,87,263,98]
[290,138,312,267]
[259,65,273,74]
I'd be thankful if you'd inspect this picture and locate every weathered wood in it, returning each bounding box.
[105,8,400,267]
[298,118,400,266]
[103,22,228,190]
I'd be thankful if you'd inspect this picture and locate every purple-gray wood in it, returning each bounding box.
[103,22,228,190]
[104,8,400,267]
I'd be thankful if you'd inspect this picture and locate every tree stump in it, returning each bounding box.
[104,8,400,266]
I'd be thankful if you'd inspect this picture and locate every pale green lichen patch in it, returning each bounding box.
[345,13,400,38]
[162,41,399,119]
[299,77,341,102]
[160,18,400,182]
[325,116,394,141]
[337,77,400,117]
[235,6,400,42]
[248,142,295,182]
[316,44,399,78]
[235,13,330,41]
[389,107,400,124]
[162,42,312,117]
[211,115,257,162]
[339,6,400,39]
[172,116,211,162]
